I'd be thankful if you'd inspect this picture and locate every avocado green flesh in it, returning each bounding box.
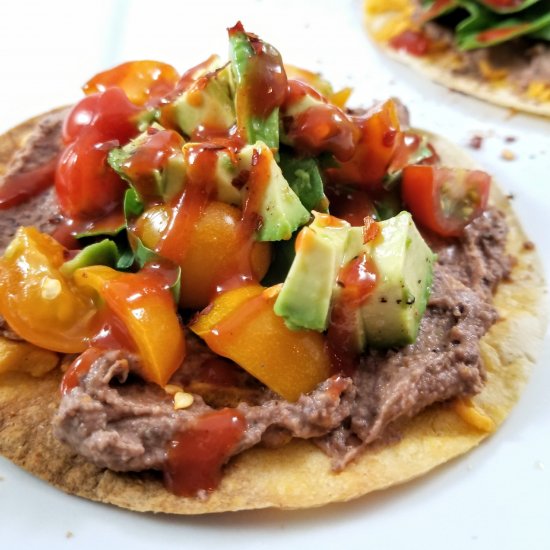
[229,29,280,149]
[278,150,329,212]
[238,142,310,242]
[360,212,436,348]
[171,63,236,138]
[107,127,186,203]
[274,217,353,331]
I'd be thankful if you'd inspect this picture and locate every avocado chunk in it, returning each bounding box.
[228,22,285,150]
[238,142,310,242]
[108,125,186,203]
[359,211,435,347]
[278,150,328,212]
[182,143,242,206]
[170,57,236,138]
[274,213,357,331]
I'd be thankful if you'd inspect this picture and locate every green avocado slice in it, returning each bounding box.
[278,150,329,212]
[228,22,284,150]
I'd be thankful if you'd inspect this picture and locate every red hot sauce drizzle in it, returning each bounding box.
[60,347,105,396]
[156,143,222,265]
[0,154,60,210]
[118,127,185,203]
[327,245,378,376]
[283,80,359,162]
[164,408,246,497]
[215,146,269,295]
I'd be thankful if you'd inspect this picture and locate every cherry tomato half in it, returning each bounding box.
[0,227,97,353]
[402,165,491,237]
[56,88,141,218]
[326,99,402,190]
[83,60,180,107]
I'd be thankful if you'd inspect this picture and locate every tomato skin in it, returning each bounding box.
[55,130,128,219]
[62,94,100,144]
[326,99,402,191]
[83,60,180,107]
[402,165,491,237]
[0,227,97,354]
[56,88,141,219]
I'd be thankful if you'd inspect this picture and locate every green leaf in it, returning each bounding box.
[477,0,542,14]
[123,187,145,220]
[60,239,120,277]
[529,20,550,39]
[458,9,550,49]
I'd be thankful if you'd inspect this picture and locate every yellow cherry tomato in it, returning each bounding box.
[136,201,272,309]
[191,285,330,401]
[0,227,97,354]
[74,265,186,386]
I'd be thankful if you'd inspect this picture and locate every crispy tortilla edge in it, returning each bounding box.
[0,114,546,515]
[362,1,550,118]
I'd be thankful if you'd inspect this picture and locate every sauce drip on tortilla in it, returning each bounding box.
[0,155,59,209]
[60,347,105,395]
[164,408,246,496]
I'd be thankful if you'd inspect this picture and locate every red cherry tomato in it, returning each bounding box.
[62,94,100,144]
[56,88,141,219]
[55,130,128,219]
[83,60,179,107]
[402,165,491,237]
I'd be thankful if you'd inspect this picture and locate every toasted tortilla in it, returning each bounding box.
[363,0,550,118]
[0,112,546,514]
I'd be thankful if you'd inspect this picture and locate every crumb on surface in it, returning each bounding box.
[504,135,517,143]
[468,135,483,150]
[501,149,516,161]
[66,531,74,539]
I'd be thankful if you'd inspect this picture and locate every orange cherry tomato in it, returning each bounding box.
[0,227,97,353]
[83,60,180,107]
[402,165,491,237]
[191,285,330,401]
[326,99,402,190]
[136,201,271,309]
[74,264,185,386]
[56,88,141,219]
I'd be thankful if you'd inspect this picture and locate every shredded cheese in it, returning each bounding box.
[364,0,415,42]
[365,0,411,15]
[453,397,495,432]
[526,81,550,102]
[477,60,508,82]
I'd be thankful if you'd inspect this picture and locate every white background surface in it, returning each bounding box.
[0,1,549,548]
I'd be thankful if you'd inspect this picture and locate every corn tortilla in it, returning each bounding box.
[0,112,546,514]
[363,0,550,118]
